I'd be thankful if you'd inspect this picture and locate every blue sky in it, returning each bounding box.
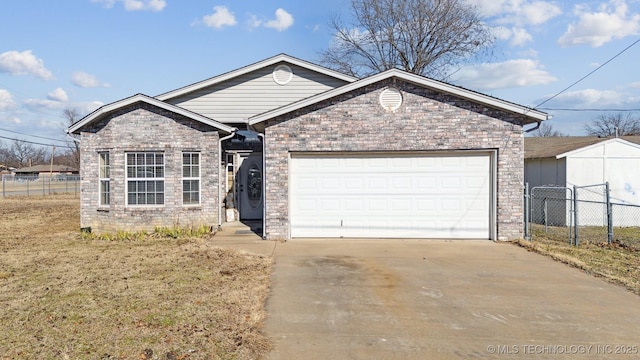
[1,0,640,149]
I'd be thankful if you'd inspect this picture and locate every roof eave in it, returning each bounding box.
[555,137,640,159]
[155,54,358,101]
[249,69,548,126]
[67,94,236,135]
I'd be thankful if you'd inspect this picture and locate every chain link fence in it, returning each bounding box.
[2,174,80,197]
[526,185,574,244]
[525,182,640,250]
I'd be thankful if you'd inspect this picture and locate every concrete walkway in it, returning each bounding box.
[211,222,640,359]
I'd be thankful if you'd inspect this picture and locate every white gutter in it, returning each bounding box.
[218,130,237,230]
[66,133,81,142]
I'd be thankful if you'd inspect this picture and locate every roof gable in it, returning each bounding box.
[155,54,358,102]
[67,94,236,135]
[248,68,548,127]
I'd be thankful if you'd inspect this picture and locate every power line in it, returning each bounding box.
[0,135,75,149]
[539,108,640,112]
[0,127,70,143]
[534,37,640,109]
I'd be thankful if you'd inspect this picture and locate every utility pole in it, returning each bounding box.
[50,145,55,177]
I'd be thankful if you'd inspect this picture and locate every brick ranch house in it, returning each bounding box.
[68,54,548,241]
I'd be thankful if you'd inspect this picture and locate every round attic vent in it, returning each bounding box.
[273,65,293,85]
[379,87,402,111]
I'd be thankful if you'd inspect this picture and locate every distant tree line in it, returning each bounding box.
[0,108,81,170]
[0,139,78,170]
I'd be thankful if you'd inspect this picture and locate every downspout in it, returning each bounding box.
[218,130,237,230]
[524,114,552,133]
[524,120,541,133]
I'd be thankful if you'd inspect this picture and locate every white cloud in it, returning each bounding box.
[0,116,21,124]
[92,0,165,11]
[47,88,68,102]
[558,0,640,47]
[0,50,53,80]
[202,6,237,29]
[264,8,294,31]
[24,98,65,111]
[468,0,562,26]
[455,59,557,90]
[493,26,533,46]
[91,0,116,8]
[249,8,294,31]
[547,88,625,106]
[0,89,16,111]
[518,48,539,58]
[247,14,262,29]
[77,101,105,115]
[71,71,109,88]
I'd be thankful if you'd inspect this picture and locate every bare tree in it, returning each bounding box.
[62,108,81,168]
[0,141,10,168]
[10,139,47,168]
[584,113,640,137]
[319,0,494,79]
[531,122,566,137]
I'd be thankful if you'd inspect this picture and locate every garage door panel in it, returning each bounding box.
[290,153,491,239]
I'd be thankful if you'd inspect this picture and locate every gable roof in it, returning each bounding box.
[525,136,640,159]
[248,68,548,127]
[67,93,236,135]
[155,53,358,101]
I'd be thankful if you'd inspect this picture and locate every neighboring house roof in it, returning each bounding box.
[155,53,358,101]
[248,68,548,127]
[525,136,640,159]
[67,93,236,135]
[14,165,78,173]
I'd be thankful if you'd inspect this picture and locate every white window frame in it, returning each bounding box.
[126,152,165,206]
[99,152,110,206]
[182,152,200,206]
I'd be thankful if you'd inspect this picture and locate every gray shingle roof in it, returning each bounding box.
[524,136,640,159]
[14,165,78,173]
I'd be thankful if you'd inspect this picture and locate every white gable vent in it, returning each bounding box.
[379,87,402,111]
[273,64,293,85]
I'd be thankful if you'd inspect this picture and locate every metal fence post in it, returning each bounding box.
[2,175,4,198]
[606,182,613,244]
[574,185,579,246]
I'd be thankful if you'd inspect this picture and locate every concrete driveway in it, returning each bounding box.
[212,227,640,359]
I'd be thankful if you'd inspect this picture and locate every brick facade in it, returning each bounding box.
[79,103,221,233]
[264,79,529,240]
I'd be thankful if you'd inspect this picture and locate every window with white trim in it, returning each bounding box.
[182,152,200,205]
[126,152,164,205]
[99,152,110,206]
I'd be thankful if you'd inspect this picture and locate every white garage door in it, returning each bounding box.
[290,152,492,239]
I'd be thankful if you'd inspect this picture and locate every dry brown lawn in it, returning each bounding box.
[0,194,272,359]
[514,236,640,296]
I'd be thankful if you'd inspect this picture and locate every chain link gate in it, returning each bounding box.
[527,186,574,244]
